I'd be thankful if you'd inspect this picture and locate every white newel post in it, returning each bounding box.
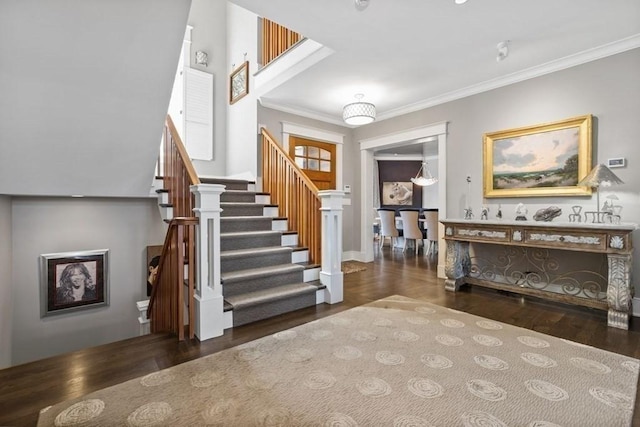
[191,184,225,340]
[318,190,345,304]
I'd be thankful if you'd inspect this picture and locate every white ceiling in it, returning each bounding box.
[230,0,640,126]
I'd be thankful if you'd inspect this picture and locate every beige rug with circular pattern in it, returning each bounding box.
[38,295,639,426]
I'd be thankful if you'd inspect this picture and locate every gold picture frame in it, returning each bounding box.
[483,115,593,198]
[229,61,249,105]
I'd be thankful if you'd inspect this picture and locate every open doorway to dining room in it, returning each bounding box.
[359,122,448,278]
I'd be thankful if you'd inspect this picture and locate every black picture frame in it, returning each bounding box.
[40,249,109,317]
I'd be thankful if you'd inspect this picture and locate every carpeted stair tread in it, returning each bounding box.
[306,279,325,290]
[220,216,274,232]
[221,246,293,259]
[221,263,304,283]
[221,230,282,238]
[296,262,321,270]
[224,282,317,309]
[199,177,254,190]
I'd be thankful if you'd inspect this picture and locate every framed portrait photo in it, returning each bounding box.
[229,61,249,105]
[40,249,109,317]
[483,115,593,198]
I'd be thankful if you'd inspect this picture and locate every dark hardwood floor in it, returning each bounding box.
[2,246,640,426]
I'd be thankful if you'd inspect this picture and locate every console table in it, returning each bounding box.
[441,218,637,329]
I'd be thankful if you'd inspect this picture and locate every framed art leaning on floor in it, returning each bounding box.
[40,249,109,317]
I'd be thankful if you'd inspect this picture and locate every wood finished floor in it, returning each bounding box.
[2,246,640,426]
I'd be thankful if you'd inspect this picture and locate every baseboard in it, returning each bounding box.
[632,297,640,318]
[341,251,361,262]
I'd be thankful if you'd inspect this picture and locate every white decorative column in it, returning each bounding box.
[318,190,345,304]
[191,184,225,340]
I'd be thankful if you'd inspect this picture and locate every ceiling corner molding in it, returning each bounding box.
[259,98,348,127]
[377,34,640,123]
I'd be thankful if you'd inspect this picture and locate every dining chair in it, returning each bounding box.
[423,210,439,256]
[377,209,399,249]
[399,209,423,255]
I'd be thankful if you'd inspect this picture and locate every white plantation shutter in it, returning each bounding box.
[184,67,213,160]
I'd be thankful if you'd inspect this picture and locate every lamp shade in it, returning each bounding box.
[343,101,376,125]
[410,162,438,186]
[578,164,624,188]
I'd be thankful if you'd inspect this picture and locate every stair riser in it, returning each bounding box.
[221,193,256,203]
[303,267,320,282]
[221,252,292,273]
[221,234,282,251]
[222,271,304,297]
[292,250,308,264]
[232,292,316,327]
[221,205,265,217]
[200,179,249,191]
[221,218,273,233]
[281,233,297,246]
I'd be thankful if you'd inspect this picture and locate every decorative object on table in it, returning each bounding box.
[410,162,438,186]
[496,204,503,219]
[568,205,583,222]
[483,115,593,198]
[480,205,489,220]
[605,194,623,224]
[40,249,109,317]
[463,175,473,218]
[533,206,562,222]
[229,60,249,105]
[577,163,624,223]
[514,203,528,221]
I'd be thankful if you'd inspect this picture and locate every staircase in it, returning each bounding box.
[156,176,323,328]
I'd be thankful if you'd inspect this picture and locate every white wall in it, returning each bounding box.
[226,3,259,178]
[11,198,166,365]
[354,49,640,291]
[0,0,191,198]
[0,196,12,369]
[188,0,228,177]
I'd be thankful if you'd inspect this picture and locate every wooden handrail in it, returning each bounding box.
[163,115,200,218]
[147,115,200,340]
[261,128,321,265]
[260,18,302,68]
[148,217,198,340]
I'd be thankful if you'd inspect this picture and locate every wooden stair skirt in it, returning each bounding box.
[209,177,321,327]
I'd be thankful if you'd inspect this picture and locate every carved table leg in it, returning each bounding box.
[444,240,470,292]
[606,253,633,330]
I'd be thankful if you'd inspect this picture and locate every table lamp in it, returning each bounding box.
[577,163,624,223]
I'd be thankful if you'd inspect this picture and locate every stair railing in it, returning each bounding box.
[261,128,321,265]
[163,115,201,216]
[260,18,303,69]
[148,115,200,340]
[147,217,197,340]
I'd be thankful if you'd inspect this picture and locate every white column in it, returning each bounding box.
[191,184,225,340]
[136,300,150,336]
[318,190,345,304]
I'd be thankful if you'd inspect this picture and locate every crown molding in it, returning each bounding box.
[261,35,640,126]
[378,34,640,122]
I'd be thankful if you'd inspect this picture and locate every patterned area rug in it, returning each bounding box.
[38,296,639,426]
[341,261,367,274]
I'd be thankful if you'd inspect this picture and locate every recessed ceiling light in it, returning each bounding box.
[455,0,468,4]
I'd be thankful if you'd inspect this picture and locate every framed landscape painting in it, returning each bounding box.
[40,249,109,317]
[483,115,593,198]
